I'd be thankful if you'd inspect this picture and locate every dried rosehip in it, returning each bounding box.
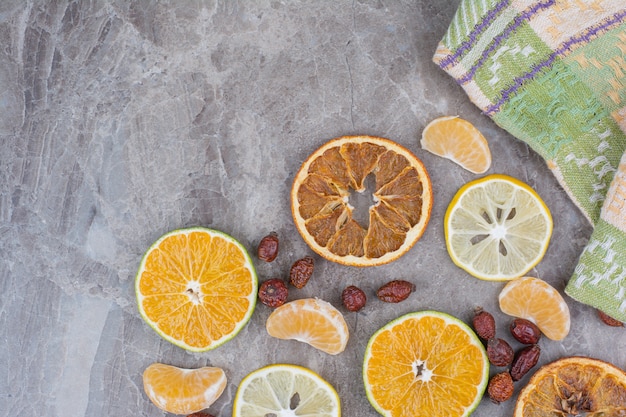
[257,232,279,262]
[487,338,514,367]
[258,278,288,308]
[597,309,624,327]
[187,413,215,417]
[487,372,514,404]
[510,318,542,344]
[510,344,541,381]
[342,285,367,312]
[472,307,496,341]
[289,256,314,289]
[376,280,415,303]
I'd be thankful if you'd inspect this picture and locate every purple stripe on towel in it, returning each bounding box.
[439,0,511,69]
[484,9,626,116]
[457,0,556,85]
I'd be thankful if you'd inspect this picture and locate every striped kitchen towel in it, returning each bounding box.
[434,0,626,322]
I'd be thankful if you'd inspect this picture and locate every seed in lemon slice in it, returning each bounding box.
[266,298,349,355]
[363,310,489,417]
[142,363,226,415]
[514,356,626,416]
[135,227,257,352]
[291,135,433,267]
[233,363,341,417]
[444,174,553,281]
[420,116,491,174]
[499,276,570,340]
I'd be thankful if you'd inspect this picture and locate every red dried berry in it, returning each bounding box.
[510,318,542,344]
[510,344,541,381]
[257,232,279,262]
[187,413,215,417]
[487,372,514,404]
[258,278,288,308]
[597,309,624,327]
[341,286,367,312]
[289,256,314,289]
[376,280,415,303]
[472,307,496,341]
[487,338,515,367]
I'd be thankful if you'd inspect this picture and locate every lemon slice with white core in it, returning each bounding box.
[444,174,553,281]
[233,364,341,417]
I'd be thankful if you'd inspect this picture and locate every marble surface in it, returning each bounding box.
[2,1,625,416]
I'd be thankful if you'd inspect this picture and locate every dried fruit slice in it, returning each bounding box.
[363,310,489,417]
[265,298,349,355]
[233,364,340,417]
[135,227,257,352]
[444,174,553,281]
[499,276,570,341]
[142,363,226,415]
[291,135,433,266]
[420,116,491,174]
[514,356,626,416]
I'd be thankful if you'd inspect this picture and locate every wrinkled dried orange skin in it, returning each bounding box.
[292,136,432,266]
[515,357,626,417]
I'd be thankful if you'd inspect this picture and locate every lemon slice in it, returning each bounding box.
[444,174,553,281]
[233,364,341,417]
[363,310,489,417]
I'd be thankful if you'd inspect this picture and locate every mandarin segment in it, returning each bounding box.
[291,135,432,266]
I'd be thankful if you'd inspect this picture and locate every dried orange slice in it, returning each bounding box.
[363,310,489,417]
[266,298,349,355]
[291,135,433,267]
[142,363,226,415]
[420,116,491,174]
[233,364,341,417]
[499,276,570,341]
[135,227,257,352]
[514,356,626,416]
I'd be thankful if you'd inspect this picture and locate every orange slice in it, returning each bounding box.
[514,356,626,416]
[420,116,491,174]
[291,135,433,267]
[233,364,341,417]
[142,363,226,415]
[499,276,570,341]
[135,227,257,352]
[363,310,489,417]
[266,298,349,355]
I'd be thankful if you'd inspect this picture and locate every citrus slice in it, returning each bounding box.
[142,363,226,415]
[514,356,626,416]
[444,174,553,281]
[135,227,257,352]
[291,135,433,267]
[363,310,489,417]
[420,116,491,174]
[265,298,349,355]
[233,364,341,417]
[499,276,570,341]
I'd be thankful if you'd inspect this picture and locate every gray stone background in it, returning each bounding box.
[2,1,625,416]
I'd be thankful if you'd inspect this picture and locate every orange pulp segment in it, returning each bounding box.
[135,227,257,352]
[291,135,433,267]
[420,116,491,174]
[142,362,226,414]
[266,298,349,355]
[499,276,570,341]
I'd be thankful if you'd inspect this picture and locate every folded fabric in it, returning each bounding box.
[433,0,626,322]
